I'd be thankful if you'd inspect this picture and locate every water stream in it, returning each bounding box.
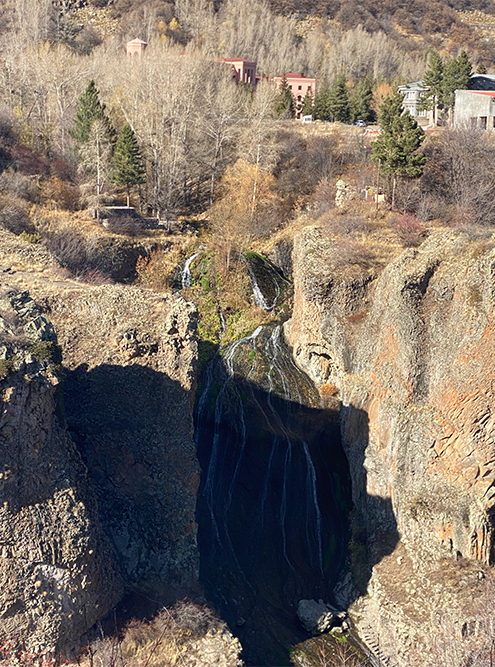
[181,251,201,288]
[194,324,352,665]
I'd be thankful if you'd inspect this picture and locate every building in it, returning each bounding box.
[397,81,432,124]
[271,72,316,119]
[126,38,148,56]
[216,58,257,86]
[454,90,495,129]
[399,74,495,125]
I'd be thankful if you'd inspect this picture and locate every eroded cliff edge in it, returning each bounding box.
[285,226,495,665]
[0,287,122,654]
[0,272,200,654]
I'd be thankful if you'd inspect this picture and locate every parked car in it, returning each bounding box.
[355,119,366,127]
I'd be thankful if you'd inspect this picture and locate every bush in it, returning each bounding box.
[0,197,35,235]
[43,228,88,274]
[393,213,426,247]
[104,214,143,237]
[40,177,80,211]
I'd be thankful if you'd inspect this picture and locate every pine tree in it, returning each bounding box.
[302,88,314,116]
[313,87,333,121]
[353,75,375,123]
[70,80,115,145]
[371,93,426,209]
[418,50,444,125]
[274,75,295,118]
[112,125,146,208]
[328,75,351,123]
[442,51,472,118]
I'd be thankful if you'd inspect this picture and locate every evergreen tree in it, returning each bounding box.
[313,87,333,121]
[353,75,375,123]
[418,50,444,125]
[274,75,295,118]
[442,51,472,116]
[302,87,314,116]
[371,93,426,209]
[70,80,115,145]
[112,124,146,208]
[328,75,351,123]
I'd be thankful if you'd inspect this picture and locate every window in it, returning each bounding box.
[480,116,487,129]
[298,85,302,90]
[289,85,293,90]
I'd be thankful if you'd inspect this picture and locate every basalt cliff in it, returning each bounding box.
[285,226,495,665]
[0,239,200,656]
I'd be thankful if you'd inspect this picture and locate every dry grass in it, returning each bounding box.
[73,601,242,667]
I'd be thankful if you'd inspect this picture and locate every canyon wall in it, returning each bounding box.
[0,274,200,653]
[286,226,495,665]
[0,286,122,655]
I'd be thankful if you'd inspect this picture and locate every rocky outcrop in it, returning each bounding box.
[42,285,200,600]
[286,226,495,665]
[0,286,122,655]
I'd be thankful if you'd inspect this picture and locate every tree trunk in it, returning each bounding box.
[126,184,130,208]
[392,175,397,210]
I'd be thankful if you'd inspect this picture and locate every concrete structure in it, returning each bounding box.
[216,58,257,86]
[398,81,432,124]
[272,72,316,119]
[126,38,148,56]
[454,89,495,129]
[399,74,495,125]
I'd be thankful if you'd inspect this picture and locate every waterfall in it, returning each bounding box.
[195,323,352,665]
[243,254,288,311]
[181,251,201,288]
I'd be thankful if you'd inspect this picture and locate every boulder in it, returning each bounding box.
[297,599,335,634]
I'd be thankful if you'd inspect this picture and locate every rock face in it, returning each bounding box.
[286,226,495,664]
[0,286,122,654]
[43,285,200,600]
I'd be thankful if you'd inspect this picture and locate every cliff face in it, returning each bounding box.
[0,286,122,654]
[286,226,495,664]
[43,285,200,601]
[0,244,200,652]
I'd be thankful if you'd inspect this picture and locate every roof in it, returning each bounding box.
[458,89,495,98]
[216,57,256,64]
[127,38,147,45]
[398,80,427,91]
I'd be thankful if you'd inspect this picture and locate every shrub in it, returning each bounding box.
[43,228,88,274]
[0,197,35,235]
[40,177,80,211]
[394,213,426,247]
[104,214,143,237]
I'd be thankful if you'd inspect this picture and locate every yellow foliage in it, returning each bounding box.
[169,17,181,31]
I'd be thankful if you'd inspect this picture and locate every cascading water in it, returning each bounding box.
[195,324,352,666]
[181,251,201,288]
[244,253,289,311]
